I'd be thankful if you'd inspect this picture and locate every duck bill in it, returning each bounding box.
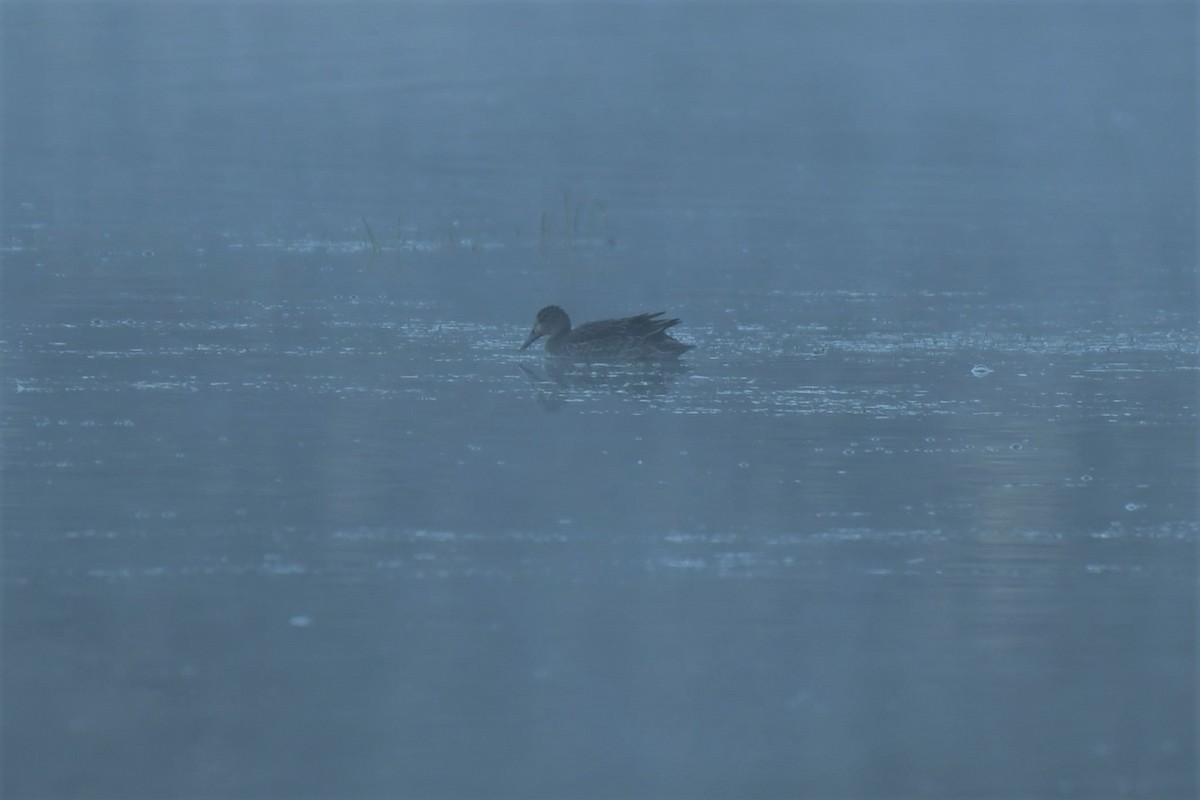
[520,328,543,350]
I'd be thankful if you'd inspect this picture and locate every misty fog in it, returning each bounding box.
[3,2,1196,798]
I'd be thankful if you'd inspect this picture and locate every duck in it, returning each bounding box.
[519,305,693,360]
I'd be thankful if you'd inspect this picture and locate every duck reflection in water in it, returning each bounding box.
[518,358,690,412]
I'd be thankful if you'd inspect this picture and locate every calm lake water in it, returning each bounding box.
[3,2,1197,798]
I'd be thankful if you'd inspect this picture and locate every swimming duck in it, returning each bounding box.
[520,305,693,360]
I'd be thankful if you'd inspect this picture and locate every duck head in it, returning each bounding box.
[520,305,571,350]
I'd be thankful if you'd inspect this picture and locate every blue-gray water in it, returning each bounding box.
[2,3,1197,798]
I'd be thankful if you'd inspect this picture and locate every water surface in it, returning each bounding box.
[3,2,1196,798]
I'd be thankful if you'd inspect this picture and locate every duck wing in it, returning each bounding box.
[635,313,693,355]
[568,312,663,342]
[566,312,692,358]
